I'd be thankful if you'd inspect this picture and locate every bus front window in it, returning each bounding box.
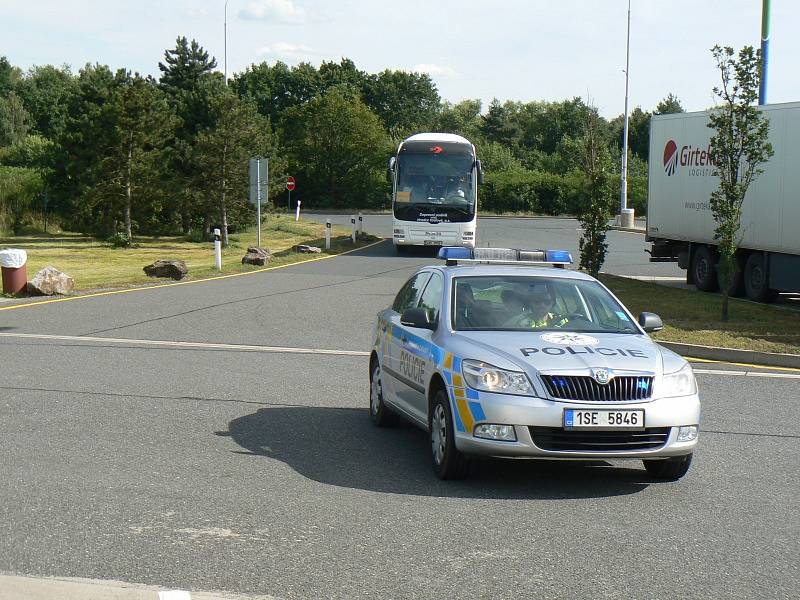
[394,147,475,223]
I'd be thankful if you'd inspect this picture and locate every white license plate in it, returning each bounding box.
[564,409,645,429]
[423,240,443,246]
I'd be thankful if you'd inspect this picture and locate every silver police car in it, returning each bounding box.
[369,247,700,480]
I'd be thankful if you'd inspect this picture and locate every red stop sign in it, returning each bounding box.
[286,176,296,191]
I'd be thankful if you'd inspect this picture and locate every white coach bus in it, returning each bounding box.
[387,133,483,254]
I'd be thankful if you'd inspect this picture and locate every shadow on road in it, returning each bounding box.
[217,406,653,500]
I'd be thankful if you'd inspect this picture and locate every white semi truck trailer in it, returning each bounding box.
[646,102,800,302]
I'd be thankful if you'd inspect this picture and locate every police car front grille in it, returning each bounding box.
[530,427,671,452]
[541,375,654,402]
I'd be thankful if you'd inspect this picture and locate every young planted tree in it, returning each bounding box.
[577,108,615,277]
[707,45,774,321]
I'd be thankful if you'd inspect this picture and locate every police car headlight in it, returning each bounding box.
[462,360,534,396]
[660,363,697,398]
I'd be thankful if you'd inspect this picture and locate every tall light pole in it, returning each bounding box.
[759,0,771,105]
[619,0,632,226]
[224,0,229,83]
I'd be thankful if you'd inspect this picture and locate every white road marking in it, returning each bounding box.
[159,592,192,600]
[0,332,370,357]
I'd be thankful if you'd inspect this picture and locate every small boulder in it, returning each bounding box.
[27,266,75,296]
[242,246,272,266]
[292,244,322,254]
[143,259,188,280]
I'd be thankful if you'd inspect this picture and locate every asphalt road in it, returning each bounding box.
[0,240,798,599]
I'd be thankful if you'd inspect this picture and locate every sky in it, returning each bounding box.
[3,0,799,117]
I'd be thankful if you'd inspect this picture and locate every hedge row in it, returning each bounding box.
[479,169,648,216]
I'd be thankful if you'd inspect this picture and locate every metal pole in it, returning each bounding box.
[288,189,291,213]
[256,159,261,247]
[224,0,228,83]
[620,0,631,217]
[759,0,771,105]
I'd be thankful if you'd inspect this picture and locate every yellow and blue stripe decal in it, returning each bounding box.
[439,351,485,433]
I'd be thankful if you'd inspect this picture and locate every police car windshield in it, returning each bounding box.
[451,276,639,333]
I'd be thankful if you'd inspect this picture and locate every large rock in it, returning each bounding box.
[292,244,322,254]
[27,266,75,296]
[242,246,272,266]
[143,259,188,280]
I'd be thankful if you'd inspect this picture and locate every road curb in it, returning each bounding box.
[609,225,646,234]
[658,341,800,369]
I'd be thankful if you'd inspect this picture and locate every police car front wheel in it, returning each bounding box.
[430,389,469,480]
[643,453,693,481]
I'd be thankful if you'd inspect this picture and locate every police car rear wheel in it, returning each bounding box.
[370,362,397,426]
[430,389,469,480]
[643,453,692,481]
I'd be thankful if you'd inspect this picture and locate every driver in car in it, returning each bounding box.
[502,285,569,329]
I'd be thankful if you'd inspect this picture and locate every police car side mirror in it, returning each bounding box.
[401,308,436,330]
[638,312,663,333]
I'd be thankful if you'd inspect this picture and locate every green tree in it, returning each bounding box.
[192,93,283,246]
[159,36,223,232]
[433,99,482,140]
[0,92,29,147]
[108,75,178,240]
[0,56,22,95]
[577,108,615,276]
[362,69,440,135]
[707,45,774,320]
[233,60,321,125]
[281,86,391,208]
[15,65,77,140]
[655,93,684,115]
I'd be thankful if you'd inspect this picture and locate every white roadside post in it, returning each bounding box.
[325,219,331,250]
[295,200,301,221]
[213,228,222,271]
[358,212,363,237]
[351,216,357,243]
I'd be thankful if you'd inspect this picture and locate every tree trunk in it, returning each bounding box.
[721,289,730,322]
[220,143,229,247]
[124,144,133,240]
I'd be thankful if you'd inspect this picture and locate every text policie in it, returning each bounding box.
[520,346,649,358]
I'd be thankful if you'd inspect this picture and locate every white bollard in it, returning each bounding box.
[213,228,222,271]
[350,216,357,244]
[358,212,363,237]
[325,219,331,250]
[295,200,301,222]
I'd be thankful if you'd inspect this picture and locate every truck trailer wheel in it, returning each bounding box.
[744,252,778,303]
[692,246,719,292]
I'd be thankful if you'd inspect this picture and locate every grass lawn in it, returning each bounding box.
[0,215,378,292]
[600,274,800,355]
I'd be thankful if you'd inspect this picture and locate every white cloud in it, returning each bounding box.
[238,0,314,24]
[412,63,456,78]
[256,42,315,59]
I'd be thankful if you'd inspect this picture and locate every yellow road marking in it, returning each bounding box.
[0,240,384,312]
[687,356,800,374]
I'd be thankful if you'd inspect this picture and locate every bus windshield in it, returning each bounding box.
[394,141,475,223]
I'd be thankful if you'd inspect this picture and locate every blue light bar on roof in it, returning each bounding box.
[437,247,472,260]
[437,246,573,266]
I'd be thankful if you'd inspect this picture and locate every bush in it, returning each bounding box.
[480,169,587,215]
[106,232,135,248]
